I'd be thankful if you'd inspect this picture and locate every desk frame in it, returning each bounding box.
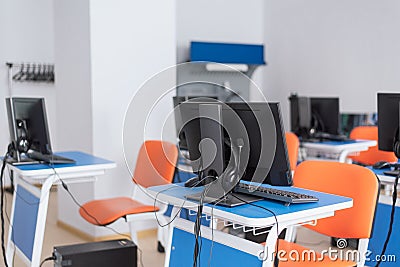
[5,152,115,267]
[301,140,376,163]
[149,184,352,267]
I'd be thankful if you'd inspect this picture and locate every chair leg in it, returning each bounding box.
[128,222,139,246]
[156,214,169,250]
[357,238,369,267]
[284,225,297,242]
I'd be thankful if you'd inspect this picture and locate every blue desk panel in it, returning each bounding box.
[368,203,400,266]
[170,227,261,267]
[152,183,351,219]
[14,151,114,171]
[12,185,39,261]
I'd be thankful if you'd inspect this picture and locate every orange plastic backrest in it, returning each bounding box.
[348,126,397,165]
[132,140,178,188]
[293,161,379,239]
[285,132,300,171]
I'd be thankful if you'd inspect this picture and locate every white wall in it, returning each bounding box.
[54,0,177,237]
[0,0,55,185]
[263,0,400,129]
[90,0,177,236]
[176,0,266,100]
[54,0,95,236]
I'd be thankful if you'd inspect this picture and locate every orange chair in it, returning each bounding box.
[285,132,300,171]
[277,161,379,267]
[348,126,397,165]
[79,140,178,250]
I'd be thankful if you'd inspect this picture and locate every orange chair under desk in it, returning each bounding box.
[348,126,397,165]
[79,140,178,251]
[276,161,379,267]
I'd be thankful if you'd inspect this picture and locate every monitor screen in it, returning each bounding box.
[289,95,340,137]
[377,93,400,152]
[178,101,292,186]
[6,97,52,155]
[172,96,219,150]
[310,97,340,135]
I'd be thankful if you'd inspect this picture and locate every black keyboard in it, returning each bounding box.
[27,151,76,164]
[312,132,350,141]
[235,183,319,204]
[383,170,400,177]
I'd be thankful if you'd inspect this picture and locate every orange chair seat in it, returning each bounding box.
[79,197,160,226]
[274,240,356,267]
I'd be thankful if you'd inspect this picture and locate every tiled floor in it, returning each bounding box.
[0,190,346,267]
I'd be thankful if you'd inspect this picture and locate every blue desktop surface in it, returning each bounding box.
[303,140,359,145]
[366,166,390,176]
[13,151,114,171]
[151,183,351,219]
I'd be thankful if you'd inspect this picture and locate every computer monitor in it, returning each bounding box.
[6,97,52,156]
[377,93,400,152]
[311,97,340,135]
[289,94,340,138]
[6,97,74,164]
[172,96,219,150]
[179,101,292,187]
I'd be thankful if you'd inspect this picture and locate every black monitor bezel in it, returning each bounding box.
[6,97,52,155]
[377,93,400,152]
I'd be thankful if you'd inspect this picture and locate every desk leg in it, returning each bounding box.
[6,180,18,266]
[30,177,54,267]
[6,175,55,267]
[262,223,289,267]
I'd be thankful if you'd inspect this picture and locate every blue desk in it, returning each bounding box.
[367,166,400,266]
[301,139,376,162]
[148,184,352,267]
[6,151,116,267]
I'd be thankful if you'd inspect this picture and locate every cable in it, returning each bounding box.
[39,255,55,267]
[229,193,280,266]
[52,168,144,267]
[375,172,399,267]
[49,166,145,267]
[1,153,9,267]
[153,185,187,228]
[4,168,16,266]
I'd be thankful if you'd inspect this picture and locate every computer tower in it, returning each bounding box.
[53,239,136,267]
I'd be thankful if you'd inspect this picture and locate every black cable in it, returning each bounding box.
[230,193,280,266]
[375,173,399,267]
[1,154,9,267]
[153,186,187,228]
[50,166,145,267]
[193,198,204,267]
[39,255,55,267]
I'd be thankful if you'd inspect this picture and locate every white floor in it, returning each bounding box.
[0,190,346,267]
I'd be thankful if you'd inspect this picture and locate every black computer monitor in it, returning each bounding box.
[179,101,292,187]
[172,96,219,150]
[6,97,52,156]
[289,94,340,138]
[377,93,400,152]
[311,97,340,135]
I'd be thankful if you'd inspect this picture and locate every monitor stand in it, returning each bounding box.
[185,177,262,207]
